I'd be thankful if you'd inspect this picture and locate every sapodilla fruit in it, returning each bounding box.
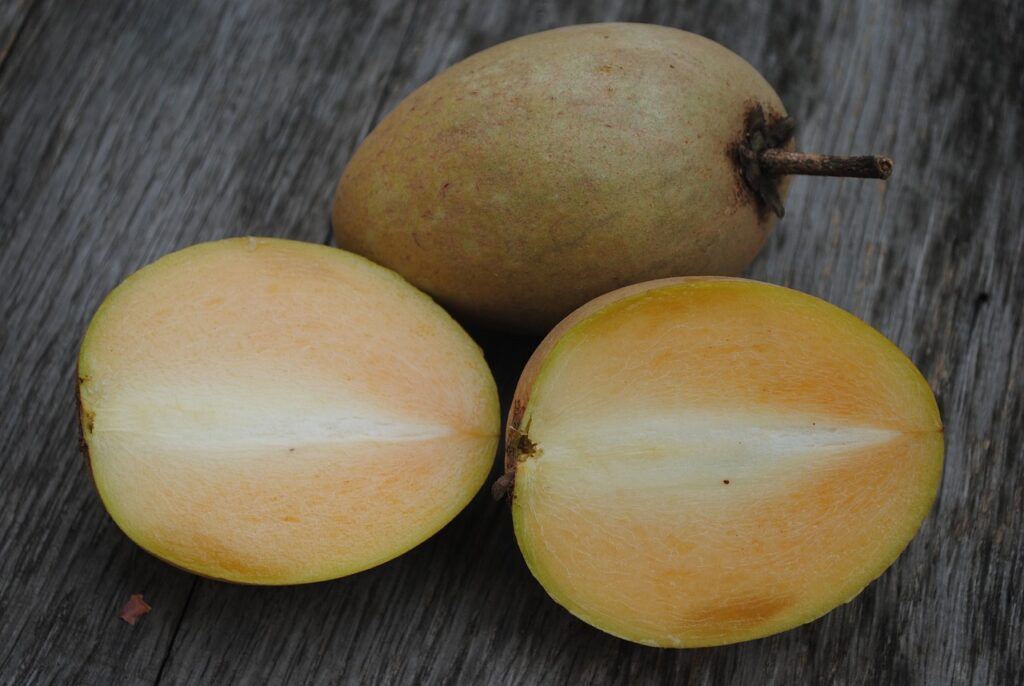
[77,238,499,584]
[495,278,943,647]
[333,23,893,333]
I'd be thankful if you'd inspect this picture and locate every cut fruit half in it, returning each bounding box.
[503,277,943,647]
[78,237,499,585]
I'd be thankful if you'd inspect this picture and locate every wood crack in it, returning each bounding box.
[153,577,198,686]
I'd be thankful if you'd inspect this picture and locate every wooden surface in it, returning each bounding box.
[1,0,1021,683]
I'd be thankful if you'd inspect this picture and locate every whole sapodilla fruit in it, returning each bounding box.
[77,238,499,584]
[496,278,943,647]
[334,23,891,332]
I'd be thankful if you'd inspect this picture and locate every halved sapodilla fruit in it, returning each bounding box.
[498,278,943,647]
[77,238,499,584]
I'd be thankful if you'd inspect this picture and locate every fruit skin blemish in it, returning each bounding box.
[499,277,942,647]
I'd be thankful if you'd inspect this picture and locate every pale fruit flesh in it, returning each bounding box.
[507,278,943,647]
[334,23,791,332]
[78,237,500,585]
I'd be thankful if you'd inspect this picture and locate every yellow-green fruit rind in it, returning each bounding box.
[79,237,500,585]
[507,278,943,647]
[334,23,790,332]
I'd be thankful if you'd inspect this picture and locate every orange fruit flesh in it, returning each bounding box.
[510,278,943,647]
[79,238,499,584]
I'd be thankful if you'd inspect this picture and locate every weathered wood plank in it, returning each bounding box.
[0,0,427,683]
[0,0,1020,684]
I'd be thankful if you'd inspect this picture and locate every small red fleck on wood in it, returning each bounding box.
[118,594,151,625]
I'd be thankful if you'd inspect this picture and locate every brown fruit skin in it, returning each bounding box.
[334,23,791,333]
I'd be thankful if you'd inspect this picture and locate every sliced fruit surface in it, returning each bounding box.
[78,237,499,584]
[507,277,943,647]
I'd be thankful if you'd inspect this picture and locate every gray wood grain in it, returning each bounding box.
[0,0,37,69]
[0,0,1021,684]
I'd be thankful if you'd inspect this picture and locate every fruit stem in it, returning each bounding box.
[734,105,895,218]
[759,150,893,179]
